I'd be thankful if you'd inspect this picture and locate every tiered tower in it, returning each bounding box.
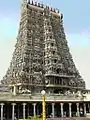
[1,0,85,94]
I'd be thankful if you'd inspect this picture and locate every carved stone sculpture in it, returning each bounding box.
[1,0,86,94]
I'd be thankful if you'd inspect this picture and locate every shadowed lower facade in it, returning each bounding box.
[0,0,90,119]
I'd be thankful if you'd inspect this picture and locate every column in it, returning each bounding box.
[23,103,26,119]
[76,103,80,117]
[13,85,16,95]
[33,103,36,117]
[84,103,86,116]
[12,103,16,120]
[69,103,72,117]
[0,103,4,120]
[60,103,63,117]
[52,103,55,117]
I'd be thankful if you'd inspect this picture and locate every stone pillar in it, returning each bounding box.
[76,103,80,117]
[69,103,72,117]
[13,85,16,95]
[60,103,63,117]
[84,103,86,116]
[0,103,4,120]
[12,103,16,120]
[33,103,36,117]
[23,103,26,119]
[52,103,55,117]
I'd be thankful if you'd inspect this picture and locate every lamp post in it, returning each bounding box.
[41,90,46,120]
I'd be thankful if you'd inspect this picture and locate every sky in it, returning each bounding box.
[0,0,90,88]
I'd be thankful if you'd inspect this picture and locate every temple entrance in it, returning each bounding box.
[72,103,77,117]
[18,103,23,119]
[46,103,52,117]
[79,103,84,117]
[4,103,12,119]
[86,103,90,113]
[55,103,61,117]
[36,102,42,115]
[28,103,33,116]
[63,103,69,117]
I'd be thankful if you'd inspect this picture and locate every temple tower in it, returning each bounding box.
[1,0,85,94]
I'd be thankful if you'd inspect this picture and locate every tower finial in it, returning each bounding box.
[35,2,37,6]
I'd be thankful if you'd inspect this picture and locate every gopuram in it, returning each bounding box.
[0,0,90,119]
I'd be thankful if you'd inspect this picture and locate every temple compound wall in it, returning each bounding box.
[0,87,90,120]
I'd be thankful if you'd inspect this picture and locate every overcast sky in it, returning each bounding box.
[0,0,90,88]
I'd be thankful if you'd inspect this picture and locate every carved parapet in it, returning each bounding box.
[31,0,34,5]
[27,0,60,15]
[37,3,40,7]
